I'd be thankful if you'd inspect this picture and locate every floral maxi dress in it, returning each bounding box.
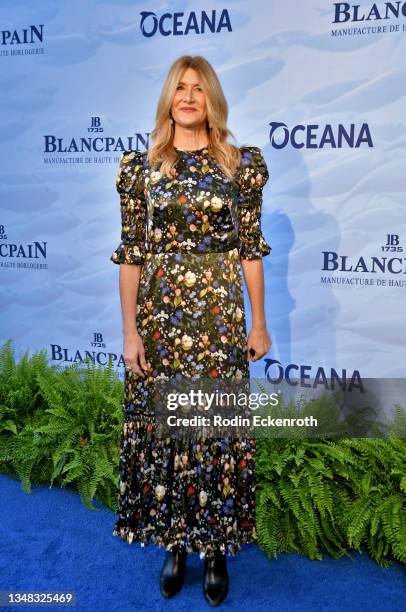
[110,144,272,560]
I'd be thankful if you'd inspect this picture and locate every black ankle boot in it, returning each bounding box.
[203,549,229,606]
[159,545,188,598]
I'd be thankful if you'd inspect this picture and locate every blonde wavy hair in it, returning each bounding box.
[147,55,244,180]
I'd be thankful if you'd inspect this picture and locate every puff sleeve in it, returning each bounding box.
[110,150,148,265]
[236,146,272,260]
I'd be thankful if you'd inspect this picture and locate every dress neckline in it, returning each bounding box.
[174,145,209,153]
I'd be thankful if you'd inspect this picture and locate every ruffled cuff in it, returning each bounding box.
[110,243,145,265]
[239,233,272,260]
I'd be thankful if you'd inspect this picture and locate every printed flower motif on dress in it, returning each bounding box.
[110,144,272,560]
[236,147,272,260]
[110,151,148,265]
[110,145,271,264]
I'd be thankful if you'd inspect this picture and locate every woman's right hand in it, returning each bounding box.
[123,330,149,377]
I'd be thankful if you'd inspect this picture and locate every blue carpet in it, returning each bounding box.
[0,473,404,611]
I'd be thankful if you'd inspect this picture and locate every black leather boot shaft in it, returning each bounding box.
[159,546,188,598]
[203,549,229,606]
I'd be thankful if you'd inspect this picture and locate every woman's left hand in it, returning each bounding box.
[247,325,272,361]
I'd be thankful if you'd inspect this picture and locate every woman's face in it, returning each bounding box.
[171,67,207,130]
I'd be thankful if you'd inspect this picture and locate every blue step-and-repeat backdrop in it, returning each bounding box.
[1,1,405,387]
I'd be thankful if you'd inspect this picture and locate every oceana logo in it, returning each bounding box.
[264,359,364,393]
[269,121,373,149]
[140,9,232,37]
[333,2,406,23]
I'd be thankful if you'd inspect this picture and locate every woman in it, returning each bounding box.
[110,55,272,606]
